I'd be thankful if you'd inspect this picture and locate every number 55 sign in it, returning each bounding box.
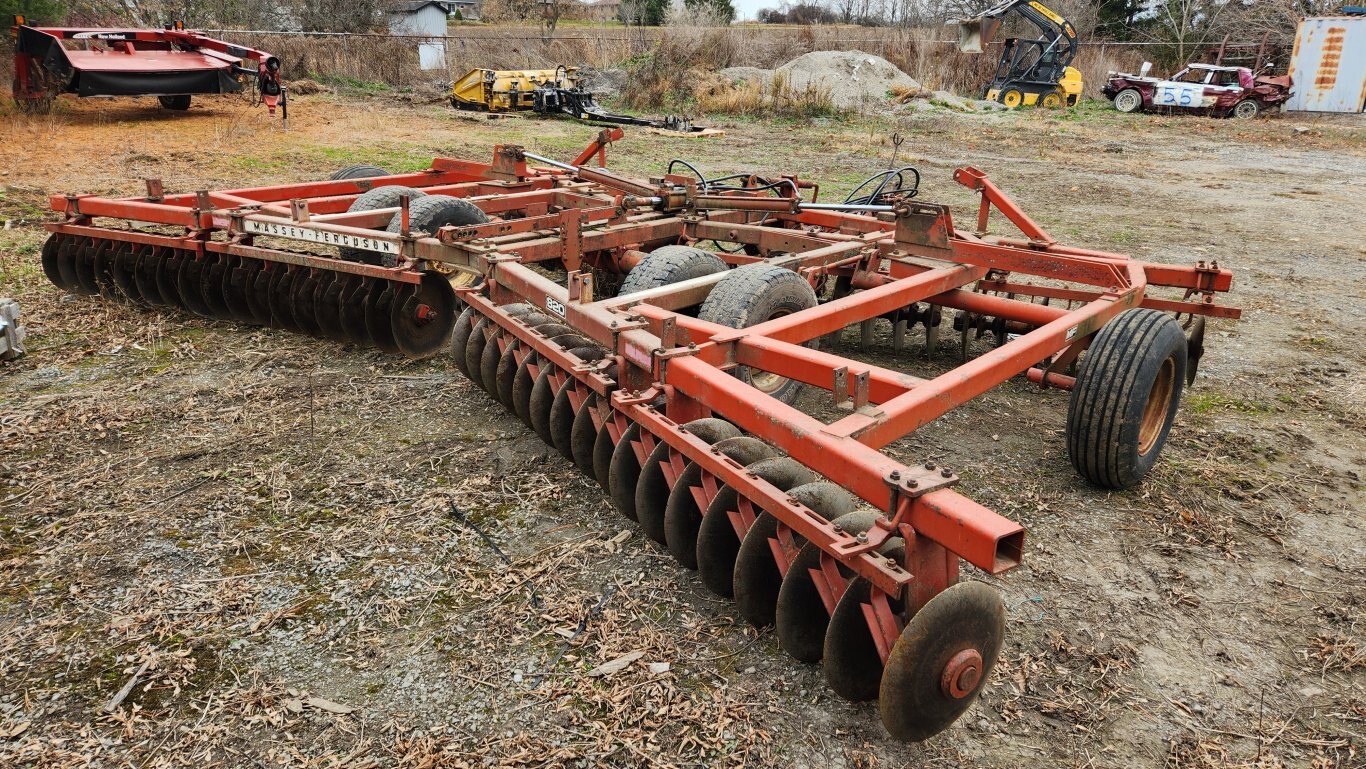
[1155,83,1207,107]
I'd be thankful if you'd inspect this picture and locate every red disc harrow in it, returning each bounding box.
[38,131,1240,740]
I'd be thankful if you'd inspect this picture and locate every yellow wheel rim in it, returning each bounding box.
[1003,90,1022,108]
[1041,92,1062,109]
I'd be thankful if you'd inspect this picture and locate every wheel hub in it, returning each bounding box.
[941,648,983,698]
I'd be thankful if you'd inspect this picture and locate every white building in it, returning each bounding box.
[389,1,451,71]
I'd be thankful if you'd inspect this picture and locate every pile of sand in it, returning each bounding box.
[721,52,921,111]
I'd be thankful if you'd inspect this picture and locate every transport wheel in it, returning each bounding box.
[1232,99,1260,119]
[329,164,389,180]
[734,481,856,628]
[1113,88,1142,113]
[1039,90,1063,109]
[386,195,489,238]
[880,581,1004,741]
[663,436,774,569]
[41,235,70,291]
[1067,308,1186,490]
[636,418,740,545]
[158,95,192,111]
[617,245,727,296]
[697,456,815,598]
[340,185,428,262]
[699,264,818,406]
[391,274,456,358]
[777,510,881,663]
[998,88,1025,108]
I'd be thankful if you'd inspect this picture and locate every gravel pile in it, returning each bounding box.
[721,51,920,111]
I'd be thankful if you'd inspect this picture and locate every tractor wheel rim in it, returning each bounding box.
[1139,357,1175,455]
[749,309,792,393]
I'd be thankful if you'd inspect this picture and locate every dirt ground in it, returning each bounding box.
[1,92,1363,769]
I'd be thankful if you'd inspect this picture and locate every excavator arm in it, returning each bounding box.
[957,0,1078,69]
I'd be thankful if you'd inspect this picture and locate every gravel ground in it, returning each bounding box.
[1,93,1363,768]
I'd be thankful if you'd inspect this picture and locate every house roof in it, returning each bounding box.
[391,1,451,12]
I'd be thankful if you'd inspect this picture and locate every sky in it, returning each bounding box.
[731,0,773,20]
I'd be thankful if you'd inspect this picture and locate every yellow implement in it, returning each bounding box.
[448,65,704,133]
[450,67,576,112]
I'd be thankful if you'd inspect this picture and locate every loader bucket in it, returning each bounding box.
[956,17,1002,53]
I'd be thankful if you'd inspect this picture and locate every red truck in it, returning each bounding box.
[1103,62,1292,119]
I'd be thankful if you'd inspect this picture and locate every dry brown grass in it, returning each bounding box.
[218,26,1149,101]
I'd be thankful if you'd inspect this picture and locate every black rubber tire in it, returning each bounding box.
[340,185,427,262]
[1067,309,1187,490]
[158,95,191,111]
[618,245,727,296]
[329,164,390,181]
[698,264,818,405]
[386,194,488,237]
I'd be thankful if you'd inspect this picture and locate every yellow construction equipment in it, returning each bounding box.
[450,65,703,133]
[956,0,1084,108]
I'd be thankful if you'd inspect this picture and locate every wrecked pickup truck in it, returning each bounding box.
[1103,62,1291,119]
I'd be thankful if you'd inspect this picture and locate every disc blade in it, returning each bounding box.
[336,274,371,344]
[464,317,490,383]
[607,421,643,516]
[528,366,556,445]
[665,436,773,571]
[478,325,505,392]
[246,263,275,325]
[177,253,215,317]
[823,579,884,702]
[222,255,257,323]
[776,510,878,664]
[41,235,70,291]
[199,254,235,321]
[267,267,302,331]
[391,275,456,359]
[511,351,537,427]
[155,248,184,310]
[570,392,599,477]
[362,280,400,353]
[450,306,476,377]
[109,241,143,303]
[548,378,577,461]
[313,271,349,342]
[133,245,166,306]
[879,581,1005,742]
[289,269,323,336]
[494,340,521,409]
[697,457,816,599]
[75,238,103,295]
[56,236,86,293]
